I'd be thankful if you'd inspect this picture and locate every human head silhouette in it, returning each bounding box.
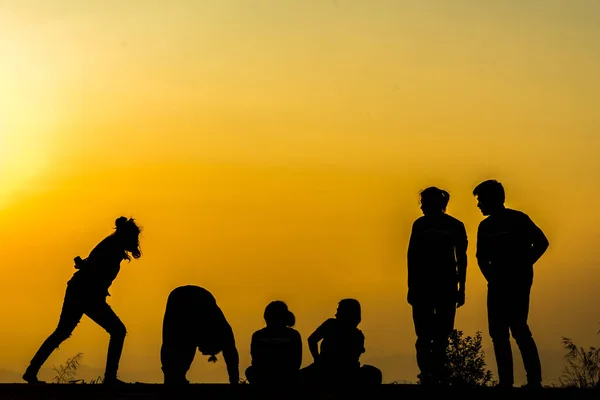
[113,216,142,260]
[264,301,295,328]
[419,187,450,215]
[335,298,361,328]
[473,180,505,216]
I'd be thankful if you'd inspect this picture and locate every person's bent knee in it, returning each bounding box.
[489,328,510,343]
[109,321,127,339]
[361,365,383,385]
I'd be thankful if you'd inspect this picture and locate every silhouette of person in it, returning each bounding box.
[160,285,240,385]
[473,180,549,389]
[300,299,382,387]
[22,217,142,385]
[245,301,302,386]
[407,187,468,386]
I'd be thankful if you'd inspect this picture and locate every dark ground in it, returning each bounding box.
[0,384,598,400]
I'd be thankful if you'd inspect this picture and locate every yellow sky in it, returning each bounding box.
[1,0,599,385]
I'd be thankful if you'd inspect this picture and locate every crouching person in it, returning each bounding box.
[300,299,382,387]
[245,301,302,386]
[160,285,240,384]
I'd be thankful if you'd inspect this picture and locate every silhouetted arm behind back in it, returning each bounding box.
[524,215,549,265]
[476,222,493,282]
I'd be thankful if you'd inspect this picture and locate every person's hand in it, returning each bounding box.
[456,289,465,308]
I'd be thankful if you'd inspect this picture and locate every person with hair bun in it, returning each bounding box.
[407,187,468,386]
[245,301,302,385]
[23,217,142,386]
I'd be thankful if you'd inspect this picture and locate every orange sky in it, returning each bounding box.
[1,0,599,385]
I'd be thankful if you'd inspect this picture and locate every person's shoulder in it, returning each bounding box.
[412,216,426,227]
[445,214,466,228]
[477,216,491,228]
[91,235,115,250]
[252,327,268,340]
[506,208,533,222]
[253,327,268,336]
[509,208,529,217]
[320,318,337,330]
[286,327,302,340]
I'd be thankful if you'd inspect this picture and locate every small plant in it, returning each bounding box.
[417,329,494,387]
[87,376,104,384]
[445,330,494,387]
[558,335,599,389]
[52,353,83,384]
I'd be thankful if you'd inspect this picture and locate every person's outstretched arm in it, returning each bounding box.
[222,346,240,384]
[217,310,240,384]
[308,319,331,362]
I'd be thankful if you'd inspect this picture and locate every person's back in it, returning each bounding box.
[161,285,240,385]
[163,285,216,342]
[68,235,127,296]
[408,212,467,291]
[251,326,302,375]
[246,301,301,385]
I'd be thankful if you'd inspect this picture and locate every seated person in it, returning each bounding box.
[245,301,302,385]
[160,285,239,384]
[300,298,382,386]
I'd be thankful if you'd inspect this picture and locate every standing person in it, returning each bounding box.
[160,285,240,385]
[300,299,382,387]
[473,180,549,389]
[245,301,302,385]
[407,187,468,386]
[23,217,142,385]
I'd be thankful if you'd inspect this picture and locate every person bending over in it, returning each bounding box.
[161,285,240,385]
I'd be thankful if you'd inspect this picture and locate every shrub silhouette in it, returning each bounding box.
[558,327,599,389]
[52,353,103,384]
[52,353,83,384]
[418,329,494,387]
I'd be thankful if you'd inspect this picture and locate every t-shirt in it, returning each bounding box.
[312,318,365,369]
[250,326,302,373]
[476,208,546,284]
[407,213,468,290]
[68,235,126,297]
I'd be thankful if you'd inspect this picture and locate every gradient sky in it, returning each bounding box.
[1,0,599,385]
